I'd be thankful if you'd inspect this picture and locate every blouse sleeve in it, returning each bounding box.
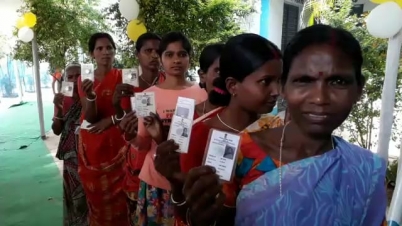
[130,116,152,151]
[180,123,210,172]
[121,97,131,111]
[361,158,387,226]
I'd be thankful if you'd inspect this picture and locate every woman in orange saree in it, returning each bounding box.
[77,33,133,226]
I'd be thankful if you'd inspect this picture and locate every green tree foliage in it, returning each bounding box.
[13,0,107,72]
[104,0,252,69]
[318,0,402,149]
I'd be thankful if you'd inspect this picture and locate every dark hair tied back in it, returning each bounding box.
[209,33,282,106]
[209,76,231,105]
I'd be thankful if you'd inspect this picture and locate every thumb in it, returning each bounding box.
[150,112,161,121]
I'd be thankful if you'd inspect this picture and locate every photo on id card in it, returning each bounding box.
[81,64,94,81]
[168,117,193,153]
[202,129,241,182]
[134,92,156,117]
[167,97,195,153]
[61,81,74,97]
[122,68,139,87]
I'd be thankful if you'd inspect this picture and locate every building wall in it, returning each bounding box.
[250,0,376,49]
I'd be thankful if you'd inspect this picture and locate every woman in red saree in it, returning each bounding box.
[120,32,166,224]
[77,33,133,226]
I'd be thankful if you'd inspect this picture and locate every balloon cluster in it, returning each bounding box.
[366,0,402,38]
[16,12,37,43]
[119,0,147,42]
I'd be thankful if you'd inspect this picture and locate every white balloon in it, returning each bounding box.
[17,26,34,43]
[119,0,140,21]
[366,2,402,39]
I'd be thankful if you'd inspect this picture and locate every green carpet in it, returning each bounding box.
[0,102,63,226]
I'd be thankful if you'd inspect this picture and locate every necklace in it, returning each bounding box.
[140,75,158,87]
[278,123,334,197]
[217,113,240,133]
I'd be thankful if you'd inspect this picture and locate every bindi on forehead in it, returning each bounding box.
[304,52,337,76]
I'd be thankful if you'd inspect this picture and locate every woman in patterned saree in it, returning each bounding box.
[182,24,387,226]
[153,33,284,225]
[52,62,88,226]
[77,32,132,226]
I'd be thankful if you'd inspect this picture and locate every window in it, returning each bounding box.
[281,3,300,51]
[351,4,364,16]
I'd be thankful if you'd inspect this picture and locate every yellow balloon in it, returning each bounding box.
[127,20,147,42]
[371,0,402,8]
[23,12,37,28]
[16,17,27,29]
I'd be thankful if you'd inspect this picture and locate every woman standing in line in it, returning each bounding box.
[153,33,284,225]
[77,32,133,226]
[182,25,387,226]
[121,32,165,224]
[122,32,207,225]
[121,42,224,225]
[52,62,88,226]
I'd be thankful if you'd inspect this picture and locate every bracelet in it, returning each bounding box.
[186,208,216,226]
[170,194,186,207]
[86,94,97,102]
[115,112,126,121]
[111,116,116,125]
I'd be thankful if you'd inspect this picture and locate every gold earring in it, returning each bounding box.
[232,93,236,97]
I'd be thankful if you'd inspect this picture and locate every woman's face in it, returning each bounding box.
[228,59,282,114]
[283,44,362,136]
[66,66,81,95]
[201,57,220,93]
[137,39,160,71]
[161,41,190,77]
[91,38,115,66]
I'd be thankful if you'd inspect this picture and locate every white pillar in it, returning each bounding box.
[32,35,46,139]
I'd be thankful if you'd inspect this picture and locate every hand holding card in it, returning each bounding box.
[202,130,241,182]
[81,64,94,81]
[60,81,74,97]
[167,97,195,153]
[134,92,156,117]
[122,68,139,87]
[154,140,181,181]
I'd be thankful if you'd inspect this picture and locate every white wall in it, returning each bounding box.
[268,0,285,48]
[267,0,304,49]
[239,0,261,34]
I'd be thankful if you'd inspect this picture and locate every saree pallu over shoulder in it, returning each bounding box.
[77,68,131,226]
[78,136,131,226]
[235,137,387,226]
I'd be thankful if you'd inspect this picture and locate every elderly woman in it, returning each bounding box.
[52,62,88,226]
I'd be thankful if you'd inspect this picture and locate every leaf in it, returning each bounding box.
[13,0,107,72]
[104,0,253,68]
[316,0,402,149]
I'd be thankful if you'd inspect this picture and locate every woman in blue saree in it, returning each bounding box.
[181,24,387,226]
